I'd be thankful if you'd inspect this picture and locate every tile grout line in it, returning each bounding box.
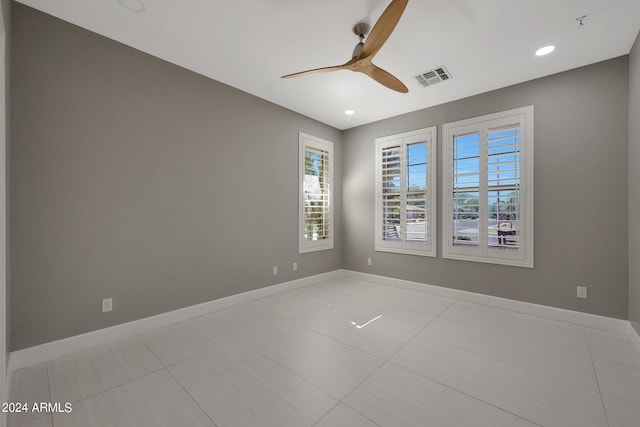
[237,319,382,426]
[419,324,602,394]
[383,361,544,427]
[12,368,53,427]
[211,318,365,420]
[309,401,344,427]
[441,310,593,357]
[138,335,164,367]
[61,365,167,408]
[246,331,381,426]
[234,292,387,426]
[165,341,342,427]
[583,327,612,427]
[150,313,348,426]
[383,300,544,427]
[48,336,167,407]
[395,301,598,426]
[591,355,640,374]
[419,301,608,393]
[584,329,640,372]
[164,367,219,427]
[229,337,344,402]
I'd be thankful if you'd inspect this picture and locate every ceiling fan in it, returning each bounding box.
[281,0,409,93]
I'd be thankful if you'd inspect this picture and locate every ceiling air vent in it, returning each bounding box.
[414,66,452,88]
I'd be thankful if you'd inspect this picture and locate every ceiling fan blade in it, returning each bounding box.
[363,64,408,93]
[361,0,409,59]
[281,64,348,79]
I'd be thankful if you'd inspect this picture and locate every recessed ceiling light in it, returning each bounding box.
[118,0,145,12]
[345,110,355,116]
[535,45,556,56]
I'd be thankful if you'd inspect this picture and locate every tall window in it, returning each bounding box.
[299,133,333,253]
[375,127,436,256]
[443,106,533,267]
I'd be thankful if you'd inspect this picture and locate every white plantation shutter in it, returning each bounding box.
[375,127,436,257]
[381,145,402,242]
[406,142,429,243]
[299,133,333,253]
[443,106,533,268]
[487,125,521,249]
[452,130,481,247]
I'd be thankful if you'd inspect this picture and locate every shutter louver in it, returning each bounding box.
[381,146,401,242]
[487,126,521,250]
[406,142,428,244]
[452,132,480,247]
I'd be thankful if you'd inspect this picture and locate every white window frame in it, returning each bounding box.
[442,106,534,268]
[299,132,334,253]
[375,127,437,257]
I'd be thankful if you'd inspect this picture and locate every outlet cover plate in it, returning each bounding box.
[577,286,588,299]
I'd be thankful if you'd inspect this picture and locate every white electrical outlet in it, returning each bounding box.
[273,266,278,275]
[102,298,113,312]
[577,286,588,299]
[293,262,298,272]
[367,258,372,266]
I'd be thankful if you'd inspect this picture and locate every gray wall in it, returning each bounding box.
[343,57,630,319]
[630,31,640,335]
[10,4,342,350]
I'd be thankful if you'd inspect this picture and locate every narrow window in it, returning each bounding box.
[299,133,334,253]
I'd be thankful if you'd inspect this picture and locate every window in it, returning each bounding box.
[375,127,436,256]
[442,106,534,267]
[299,133,333,253]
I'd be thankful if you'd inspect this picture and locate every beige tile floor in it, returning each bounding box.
[7,277,640,426]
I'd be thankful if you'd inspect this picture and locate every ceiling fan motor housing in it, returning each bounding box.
[351,23,369,58]
[352,22,370,38]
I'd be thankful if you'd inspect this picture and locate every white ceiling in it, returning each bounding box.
[15,0,640,130]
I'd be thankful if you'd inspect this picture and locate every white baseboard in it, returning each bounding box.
[8,270,341,372]
[343,270,630,334]
[629,322,640,351]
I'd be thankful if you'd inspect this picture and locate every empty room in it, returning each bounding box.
[2,0,640,426]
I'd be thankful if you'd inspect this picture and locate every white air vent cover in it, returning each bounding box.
[414,66,452,88]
